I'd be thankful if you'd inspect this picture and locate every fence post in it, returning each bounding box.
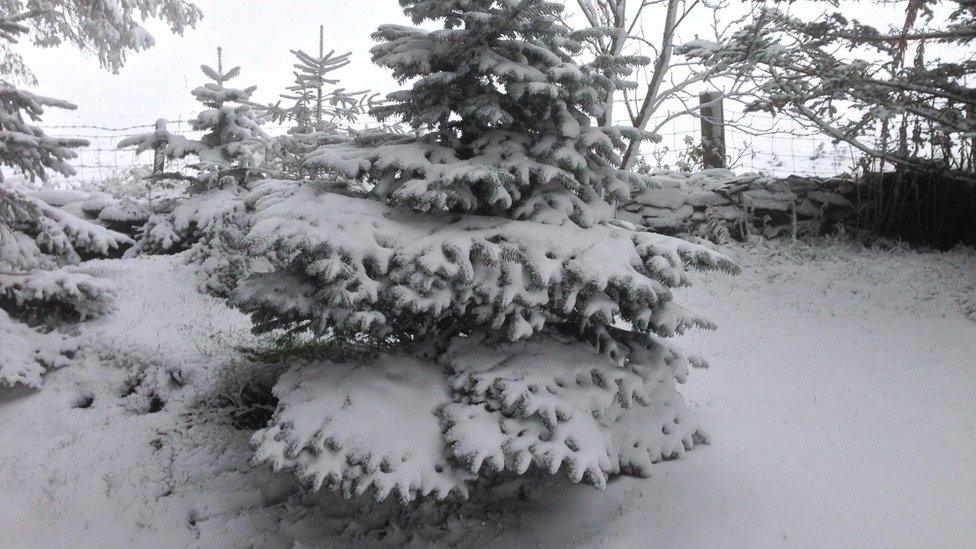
[699,91,726,169]
[153,118,167,176]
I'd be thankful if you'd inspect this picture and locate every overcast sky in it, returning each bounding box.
[21,1,891,129]
[22,1,414,128]
[15,1,893,182]
[22,0,797,130]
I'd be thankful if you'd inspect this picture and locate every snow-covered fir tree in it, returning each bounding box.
[0,0,202,387]
[235,0,737,503]
[0,86,87,182]
[119,48,271,186]
[119,49,271,296]
[270,26,375,179]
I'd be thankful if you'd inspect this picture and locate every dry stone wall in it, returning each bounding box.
[619,169,855,242]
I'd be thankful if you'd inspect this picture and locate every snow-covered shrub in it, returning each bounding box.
[125,187,240,255]
[183,195,251,297]
[119,54,273,296]
[29,185,152,241]
[0,181,127,389]
[0,269,115,325]
[236,0,734,503]
[121,185,250,296]
[232,0,738,504]
[1,183,132,270]
[0,308,78,388]
[238,174,734,502]
[0,185,122,387]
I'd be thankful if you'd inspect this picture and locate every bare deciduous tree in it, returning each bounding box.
[685,0,976,181]
[566,0,755,170]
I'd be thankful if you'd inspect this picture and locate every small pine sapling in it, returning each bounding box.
[120,49,270,296]
[269,25,377,179]
[119,47,272,187]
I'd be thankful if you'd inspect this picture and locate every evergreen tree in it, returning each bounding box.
[304,0,652,225]
[0,0,202,387]
[119,48,271,186]
[270,26,375,179]
[119,49,271,296]
[236,0,736,503]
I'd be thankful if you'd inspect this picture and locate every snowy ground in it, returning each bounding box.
[2,240,975,548]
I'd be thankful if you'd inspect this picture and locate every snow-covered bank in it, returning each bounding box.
[490,240,976,548]
[1,242,974,548]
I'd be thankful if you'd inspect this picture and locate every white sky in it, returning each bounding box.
[14,0,894,181]
[21,1,413,128]
[21,0,888,128]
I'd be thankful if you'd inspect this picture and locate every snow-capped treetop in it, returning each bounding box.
[194,65,254,102]
[119,50,271,184]
[266,26,380,179]
[305,0,651,225]
[277,26,374,133]
[189,59,269,161]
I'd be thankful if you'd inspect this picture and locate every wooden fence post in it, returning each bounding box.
[699,91,726,169]
[152,118,167,176]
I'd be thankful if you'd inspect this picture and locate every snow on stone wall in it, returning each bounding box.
[618,169,855,242]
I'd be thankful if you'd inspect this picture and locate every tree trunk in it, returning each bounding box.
[619,0,680,171]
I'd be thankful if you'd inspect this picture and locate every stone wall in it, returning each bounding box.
[619,169,855,242]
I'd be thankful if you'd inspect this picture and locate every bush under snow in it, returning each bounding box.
[0,184,124,386]
[0,308,78,388]
[231,0,736,505]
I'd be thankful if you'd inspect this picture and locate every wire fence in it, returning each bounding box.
[624,109,859,177]
[30,109,858,187]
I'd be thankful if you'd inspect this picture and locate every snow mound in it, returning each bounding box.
[0,309,78,388]
[251,356,472,503]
